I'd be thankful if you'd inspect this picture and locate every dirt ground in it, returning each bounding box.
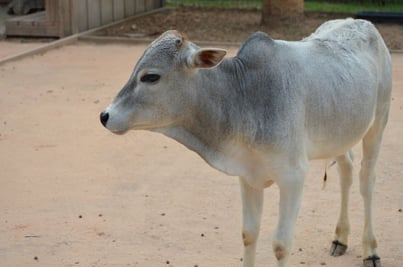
[97,7,403,50]
[0,40,402,267]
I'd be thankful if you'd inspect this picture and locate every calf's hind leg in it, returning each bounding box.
[359,110,388,267]
[330,151,354,257]
[359,130,383,266]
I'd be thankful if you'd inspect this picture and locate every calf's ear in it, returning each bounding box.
[188,48,227,69]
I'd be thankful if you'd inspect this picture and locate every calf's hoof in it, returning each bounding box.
[363,255,381,267]
[329,240,348,257]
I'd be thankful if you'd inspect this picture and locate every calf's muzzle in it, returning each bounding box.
[100,111,109,127]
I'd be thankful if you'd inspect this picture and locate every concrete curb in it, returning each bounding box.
[78,35,242,48]
[0,35,79,65]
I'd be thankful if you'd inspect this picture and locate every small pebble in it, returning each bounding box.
[98,213,103,217]
[34,256,38,261]
[201,233,204,237]
[398,208,402,213]
[166,260,170,264]
[161,213,166,216]
[320,262,326,266]
[300,261,306,265]
[78,215,83,219]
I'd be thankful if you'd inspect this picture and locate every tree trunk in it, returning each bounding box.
[261,0,271,25]
[261,0,304,25]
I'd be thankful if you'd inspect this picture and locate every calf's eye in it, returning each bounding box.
[140,74,160,83]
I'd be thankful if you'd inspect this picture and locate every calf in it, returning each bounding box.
[100,19,392,267]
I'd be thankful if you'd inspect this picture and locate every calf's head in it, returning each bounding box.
[100,30,226,134]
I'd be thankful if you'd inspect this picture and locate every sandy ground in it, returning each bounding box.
[0,41,402,267]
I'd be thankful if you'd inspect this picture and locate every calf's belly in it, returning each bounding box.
[306,117,373,160]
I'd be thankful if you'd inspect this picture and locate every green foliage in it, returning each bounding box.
[305,1,403,13]
[167,0,403,13]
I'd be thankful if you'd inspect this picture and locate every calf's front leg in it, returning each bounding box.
[273,170,305,267]
[239,176,264,267]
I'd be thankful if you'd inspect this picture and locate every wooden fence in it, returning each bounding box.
[6,0,164,37]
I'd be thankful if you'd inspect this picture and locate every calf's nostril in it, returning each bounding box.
[100,111,109,127]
